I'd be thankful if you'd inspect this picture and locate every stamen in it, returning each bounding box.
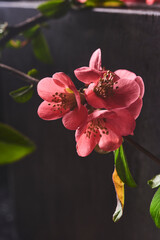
[85,119,109,139]
[51,90,77,112]
[94,70,117,98]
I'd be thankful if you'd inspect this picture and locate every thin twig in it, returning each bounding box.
[0,13,47,48]
[124,136,160,165]
[0,63,39,84]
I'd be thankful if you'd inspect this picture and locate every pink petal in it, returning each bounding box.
[85,83,108,109]
[75,123,87,142]
[135,76,144,98]
[53,72,82,109]
[98,128,122,152]
[127,98,143,119]
[37,77,65,102]
[62,105,88,130]
[103,109,136,136]
[77,0,87,3]
[115,69,136,80]
[53,72,76,91]
[89,48,102,70]
[106,78,140,109]
[37,101,68,120]
[75,109,111,141]
[72,88,81,109]
[85,78,140,109]
[87,109,110,122]
[146,0,155,4]
[76,125,100,157]
[74,67,100,84]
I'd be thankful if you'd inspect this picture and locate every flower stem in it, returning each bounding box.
[124,136,160,165]
[0,63,39,84]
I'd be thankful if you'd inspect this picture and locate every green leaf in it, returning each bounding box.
[31,30,53,64]
[148,175,160,189]
[86,0,124,7]
[23,25,53,64]
[114,145,137,188]
[9,85,34,103]
[38,0,70,18]
[23,25,40,39]
[28,68,39,78]
[150,187,160,228]
[0,123,35,164]
[112,167,125,222]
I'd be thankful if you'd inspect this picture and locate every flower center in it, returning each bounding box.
[94,70,116,98]
[50,89,76,111]
[85,118,109,139]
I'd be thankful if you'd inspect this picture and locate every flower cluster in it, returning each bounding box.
[77,0,160,5]
[37,49,144,157]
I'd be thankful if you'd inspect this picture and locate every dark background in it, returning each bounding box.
[0,4,160,240]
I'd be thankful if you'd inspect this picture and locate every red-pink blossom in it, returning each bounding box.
[37,72,88,130]
[122,0,160,5]
[74,49,144,117]
[76,0,87,3]
[76,109,135,157]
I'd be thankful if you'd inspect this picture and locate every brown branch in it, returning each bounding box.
[124,136,160,165]
[0,63,39,84]
[0,13,47,48]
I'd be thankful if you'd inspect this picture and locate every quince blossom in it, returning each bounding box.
[76,109,135,157]
[37,72,87,130]
[74,49,144,115]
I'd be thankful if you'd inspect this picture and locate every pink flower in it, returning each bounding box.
[76,0,87,3]
[74,49,144,118]
[37,72,88,130]
[122,0,160,5]
[74,48,104,84]
[76,108,135,157]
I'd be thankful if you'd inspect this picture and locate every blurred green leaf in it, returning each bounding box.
[31,30,53,64]
[148,175,160,189]
[23,25,52,64]
[150,187,160,228]
[114,145,137,188]
[28,68,39,78]
[0,123,35,164]
[38,0,70,18]
[86,0,124,7]
[6,39,28,49]
[9,85,34,103]
[23,25,40,39]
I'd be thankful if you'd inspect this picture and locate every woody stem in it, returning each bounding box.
[0,63,39,84]
[0,13,47,48]
[124,136,160,165]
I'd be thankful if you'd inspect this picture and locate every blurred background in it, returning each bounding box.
[1,1,160,240]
